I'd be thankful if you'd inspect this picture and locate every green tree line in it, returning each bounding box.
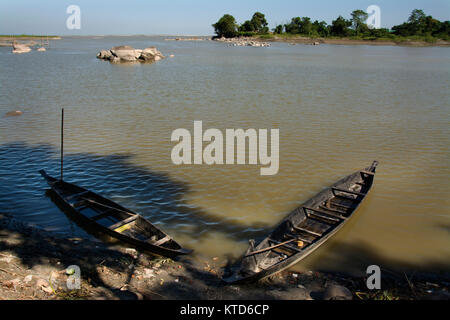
[212,9,450,41]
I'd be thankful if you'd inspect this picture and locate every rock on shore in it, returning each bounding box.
[214,37,271,47]
[96,46,165,63]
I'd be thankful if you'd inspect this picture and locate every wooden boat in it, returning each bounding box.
[40,109,191,258]
[223,161,379,284]
[40,170,192,258]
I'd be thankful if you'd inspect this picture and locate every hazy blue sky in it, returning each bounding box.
[1,0,449,35]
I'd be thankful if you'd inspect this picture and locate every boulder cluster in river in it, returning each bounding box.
[12,44,32,54]
[11,43,47,54]
[96,46,165,63]
[214,37,271,47]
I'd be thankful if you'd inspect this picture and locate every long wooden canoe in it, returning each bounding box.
[40,170,192,258]
[223,161,378,284]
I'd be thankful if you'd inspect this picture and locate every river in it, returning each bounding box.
[0,36,449,276]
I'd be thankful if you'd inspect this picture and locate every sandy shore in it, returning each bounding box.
[1,213,448,300]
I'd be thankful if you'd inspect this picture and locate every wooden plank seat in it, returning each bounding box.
[303,207,346,220]
[268,239,302,253]
[332,187,367,197]
[72,200,88,209]
[92,209,116,221]
[292,226,322,237]
[285,234,312,244]
[245,238,302,257]
[326,200,355,210]
[108,215,139,230]
[151,235,172,246]
[306,214,337,225]
[319,205,348,215]
[360,170,375,178]
[65,191,90,201]
[334,193,362,202]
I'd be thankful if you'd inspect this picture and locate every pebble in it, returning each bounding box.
[323,284,353,300]
[5,110,23,117]
[143,268,155,278]
[36,278,49,287]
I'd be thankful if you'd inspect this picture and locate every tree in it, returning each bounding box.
[239,20,255,32]
[212,14,238,38]
[312,20,329,37]
[391,9,446,37]
[300,17,312,35]
[273,25,284,34]
[285,17,302,34]
[284,17,313,35]
[408,9,426,25]
[239,12,269,34]
[351,9,369,35]
[330,16,352,36]
[250,12,269,34]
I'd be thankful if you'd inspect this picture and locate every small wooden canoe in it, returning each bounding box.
[40,170,192,258]
[223,161,378,284]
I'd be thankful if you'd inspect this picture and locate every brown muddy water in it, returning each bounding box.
[0,36,449,276]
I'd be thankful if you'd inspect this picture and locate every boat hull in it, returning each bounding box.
[40,170,192,258]
[224,161,378,284]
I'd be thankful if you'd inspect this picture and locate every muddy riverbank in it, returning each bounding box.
[0,213,448,300]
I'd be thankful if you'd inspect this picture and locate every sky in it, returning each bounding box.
[0,0,449,36]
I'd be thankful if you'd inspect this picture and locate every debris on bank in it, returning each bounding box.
[0,214,448,300]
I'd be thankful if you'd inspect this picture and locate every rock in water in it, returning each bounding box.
[323,284,353,300]
[110,46,141,62]
[37,47,46,52]
[96,50,111,59]
[12,44,31,54]
[5,110,23,117]
[97,46,165,63]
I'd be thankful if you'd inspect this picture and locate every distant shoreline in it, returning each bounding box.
[0,35,61,40]
[1,34,449,48]
[250,35,450,47]
[0,35,61,47]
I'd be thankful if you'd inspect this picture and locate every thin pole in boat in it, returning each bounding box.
[61,108,64,181]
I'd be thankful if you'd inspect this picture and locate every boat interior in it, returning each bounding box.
[51,180,177,249]
[242,167,376,273]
